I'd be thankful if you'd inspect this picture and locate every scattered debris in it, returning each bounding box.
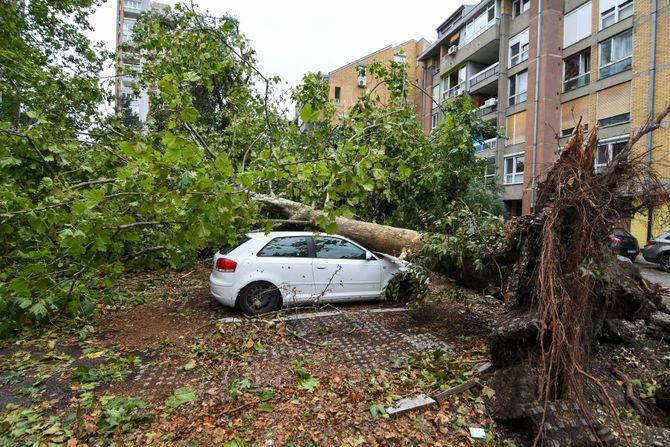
[386,394,436,417]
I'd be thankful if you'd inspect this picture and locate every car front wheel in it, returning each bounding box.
[237,281,281,315]
[660,255,670,272]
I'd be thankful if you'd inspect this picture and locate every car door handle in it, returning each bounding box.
[316,266,326,269]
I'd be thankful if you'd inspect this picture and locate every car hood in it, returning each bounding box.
[373,251,409,268]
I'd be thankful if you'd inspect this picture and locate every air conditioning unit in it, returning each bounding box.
[455,87,464,96]
[447,45,458,56]
[358,78,367,87]
[484,98,498,107]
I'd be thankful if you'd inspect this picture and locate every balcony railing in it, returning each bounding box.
[477,102,498,117]
[124,0,142,10]
[599,56,631,78]
[443,82,465,100]
[462,18,498,45]
[469,62,499,89]
[563,72,590,92]
[474,137,497,153]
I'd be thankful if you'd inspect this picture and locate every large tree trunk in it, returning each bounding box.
[252,193,423,257]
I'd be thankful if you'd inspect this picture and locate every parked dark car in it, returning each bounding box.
[609,228,639,261]
[642,231,670,272]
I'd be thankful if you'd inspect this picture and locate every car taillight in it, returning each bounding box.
[609,235,622,244]
[215,257,237,272]
[644,240,656,248]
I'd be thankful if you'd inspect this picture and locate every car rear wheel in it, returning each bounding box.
[660,255,670,272]
[237,281,281,315]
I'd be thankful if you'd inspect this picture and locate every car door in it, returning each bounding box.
[256,236,315,303]
[311,236,382,302]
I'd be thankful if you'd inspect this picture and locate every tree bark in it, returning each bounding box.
[252,193,423,257]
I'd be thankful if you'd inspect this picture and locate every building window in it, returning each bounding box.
[599,113,630,127]
[509,29,529,68]
[432,84,440,105]
[334,87,341,104]
[599,31,632,78]
[504,153,524,185]
[484,156,496,183]
[595,137,627,173]
[512,0,530,18]
[561,95,590,135]
[431,113,439,130]
[463,1,497,44]
[393,53,407,64]
[443,66,466,99]
[122,20,135,43]
[564,50,590,92]
[563,2,592,48]
[506,111,526,145]
[600,0,633,29]
[357,66,366,87]
[596,81,631,126]
[509,70,528,105]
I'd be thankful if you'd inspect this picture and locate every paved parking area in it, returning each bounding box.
[636,259,670,306]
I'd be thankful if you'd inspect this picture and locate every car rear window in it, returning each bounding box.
[314,237,366,260]
[613,229,632,238]
[220,235,251,254]
[258,237,309,257]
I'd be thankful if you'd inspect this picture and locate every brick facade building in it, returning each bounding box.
[418,0,669,241]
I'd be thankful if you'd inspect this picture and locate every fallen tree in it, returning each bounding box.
[255,106,670,445]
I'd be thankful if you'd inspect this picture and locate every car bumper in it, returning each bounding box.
[642,253,658,264]
[209,272,237,308]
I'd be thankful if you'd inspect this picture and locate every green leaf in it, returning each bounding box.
[165,386,196,408]
[180,106,200,123]
[299,103,320,124]
[298,376,320,393]
[369,403,386,417]
[0,156,22,167]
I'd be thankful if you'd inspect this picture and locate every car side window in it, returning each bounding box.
[314,237,366,260]
[258,237,309,257]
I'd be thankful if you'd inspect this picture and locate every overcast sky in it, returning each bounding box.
[90,0,461,104]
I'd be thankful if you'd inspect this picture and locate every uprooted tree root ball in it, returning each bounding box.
[490,107,670,446]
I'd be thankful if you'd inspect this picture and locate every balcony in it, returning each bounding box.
[469,62,499,89]
[124,0,143,16]
[477,101,498,117]
[440,24,500,75]
[599,57,631,79]
[474,137,497,153]
[443,82,466,100]
[564,72,590,92]
[462,18,499,46]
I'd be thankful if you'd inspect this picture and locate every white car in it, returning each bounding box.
[209,231,412,315]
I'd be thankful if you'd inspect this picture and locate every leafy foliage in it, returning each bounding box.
[0,1,502,336]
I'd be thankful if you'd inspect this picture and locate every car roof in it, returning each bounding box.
[245,231,342,239]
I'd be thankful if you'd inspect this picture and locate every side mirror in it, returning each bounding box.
[366,252,375,261]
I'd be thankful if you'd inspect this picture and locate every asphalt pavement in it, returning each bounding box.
[635,257,670,307]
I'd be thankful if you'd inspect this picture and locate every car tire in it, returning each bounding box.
[660,254,670,273]
[384,274,414,301]
[237,281,281,315]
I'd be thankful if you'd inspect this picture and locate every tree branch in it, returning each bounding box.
[121,245,164,261]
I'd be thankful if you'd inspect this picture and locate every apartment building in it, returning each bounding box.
[115,0,168,122]
[326,40,429,121]
[418,0,669,241]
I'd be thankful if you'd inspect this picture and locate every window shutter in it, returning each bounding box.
[596,82,631,120]
[507,111,526,145]
[561,95,590,130]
